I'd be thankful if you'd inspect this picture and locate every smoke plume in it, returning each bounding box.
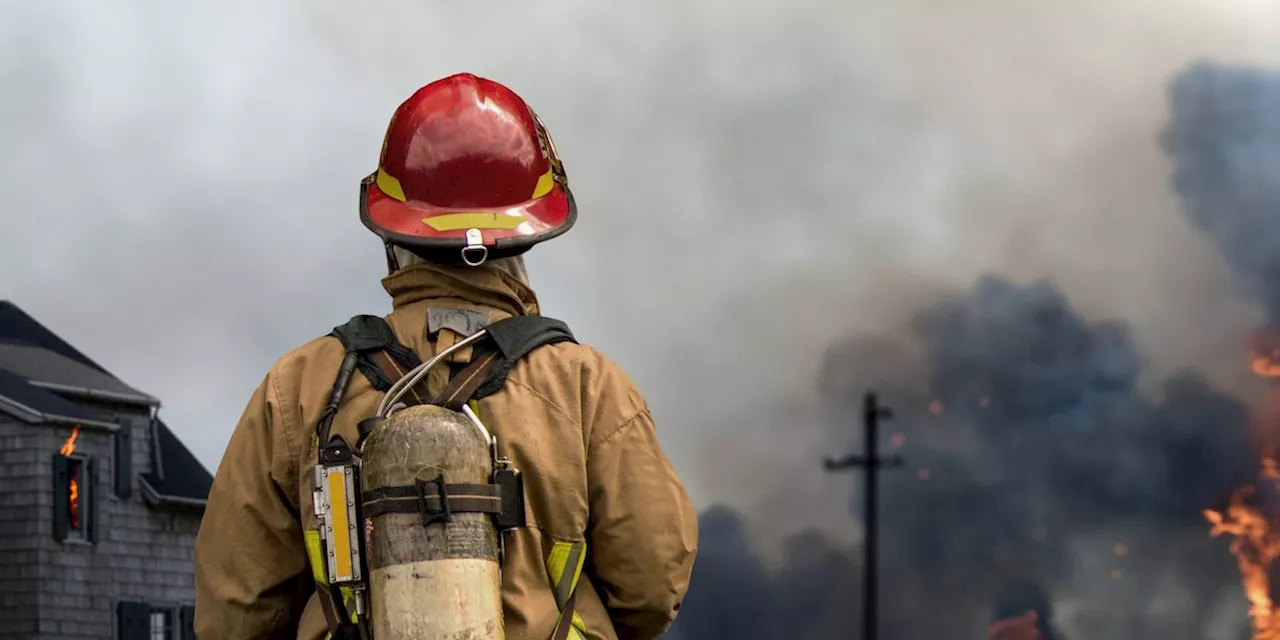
[670,275,1257,638]
[671,60,1280,639]
[1163,62,1280,325]
[668,59,1280,640]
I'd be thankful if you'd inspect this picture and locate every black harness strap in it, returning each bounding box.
[470,316,576,400]
[330,315,424,391]
[329,314,576,413]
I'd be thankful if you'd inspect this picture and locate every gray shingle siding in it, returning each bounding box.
[0,417,45,638]
[0,410,203,640]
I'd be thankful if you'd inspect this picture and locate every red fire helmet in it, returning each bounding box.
[359,73,577,265]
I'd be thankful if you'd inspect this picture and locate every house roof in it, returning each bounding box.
[0,366,117,428]
[0,301,108,372]
[0,300,213,509]
[0,302,157,406]
[140,420,214,509]
[0,343,157,405]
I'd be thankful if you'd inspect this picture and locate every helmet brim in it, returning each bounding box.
[358,172,577,262]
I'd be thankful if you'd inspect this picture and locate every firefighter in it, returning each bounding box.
[193,73,699,640]
[990,581,1057,640]
[988,612,1043,640]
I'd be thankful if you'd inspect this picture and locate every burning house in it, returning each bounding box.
[0,301,212,639]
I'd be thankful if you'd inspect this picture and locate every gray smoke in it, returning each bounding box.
[1163,62,1280,324]
[671,60,1280,639]
[1,2,1278,639]
[669,275,1256,639]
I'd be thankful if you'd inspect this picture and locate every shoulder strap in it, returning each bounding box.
[316,315,434,450]
[330,315,423,391]
[432,316,577,410]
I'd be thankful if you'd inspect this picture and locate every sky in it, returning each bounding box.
[1,0,1279,551]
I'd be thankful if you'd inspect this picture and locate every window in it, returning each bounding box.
[115,419,134,499]
[179,605,196,640]
[52,452,97,543]
[118,601,188,640]
[149,609,171,640]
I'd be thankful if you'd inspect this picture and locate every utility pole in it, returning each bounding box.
[823,391,904,640]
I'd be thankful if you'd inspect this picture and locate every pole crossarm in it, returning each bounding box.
[820,391,905,640]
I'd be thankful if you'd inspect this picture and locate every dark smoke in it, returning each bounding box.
[1162,61,1280,323]
[666,59,1280,639]
[668,276,1256,639]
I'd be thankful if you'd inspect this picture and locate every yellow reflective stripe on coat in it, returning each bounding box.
[547,541,589,639]
[305,528,359,630]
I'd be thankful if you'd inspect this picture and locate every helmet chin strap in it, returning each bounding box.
[384,241,402,274]
[384,242,532,288]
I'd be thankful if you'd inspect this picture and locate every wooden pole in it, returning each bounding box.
[823,391,904,640]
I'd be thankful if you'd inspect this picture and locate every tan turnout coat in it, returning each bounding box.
[193,263,698,640]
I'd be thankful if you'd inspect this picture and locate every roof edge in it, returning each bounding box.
[0,393,42,422]
[139,474,208,511]
[28,380,161,408]
[0,393,119,431]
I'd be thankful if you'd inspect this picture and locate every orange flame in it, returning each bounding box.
[59,426,81,530]
[68,473,79,530]
[59,426,79,456]
[1205,477,1280,639]
[1250,330,1280,378]
[928,400,944,415]
[1209,329,1280,639]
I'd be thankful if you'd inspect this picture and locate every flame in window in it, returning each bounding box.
[59,425,79,456]
[59,426,81,530]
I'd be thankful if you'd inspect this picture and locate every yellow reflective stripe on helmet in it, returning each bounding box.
[422,212,526,231]
[532,170,555,199]
[376,167,407,202]
[547,540,589,637]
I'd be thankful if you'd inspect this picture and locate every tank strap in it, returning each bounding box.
[547,541,589,640]
[361,477,503,524]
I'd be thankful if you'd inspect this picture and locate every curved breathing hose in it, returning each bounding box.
[376,329,491,417]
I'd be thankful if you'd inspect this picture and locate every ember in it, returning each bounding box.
[928,400,944,415]
[59,427,81,531]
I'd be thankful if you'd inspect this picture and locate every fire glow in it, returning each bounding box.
[1203,334,1280,639]
[1251,330,1280,379]
[59,426,81,531]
